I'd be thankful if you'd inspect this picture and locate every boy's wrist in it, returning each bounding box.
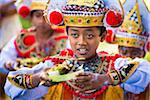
[105,74,113,85]
[107,70,121,85]
[32,73,41,87]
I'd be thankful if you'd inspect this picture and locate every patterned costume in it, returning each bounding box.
[5,48,150,99]
[14,27,67,58]
[4,0,150,100]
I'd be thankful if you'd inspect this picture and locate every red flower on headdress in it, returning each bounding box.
[18,5,30,18]
[105,10,123,27]
[49,10,63,25]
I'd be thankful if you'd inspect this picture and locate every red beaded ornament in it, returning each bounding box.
[63,82,108,99]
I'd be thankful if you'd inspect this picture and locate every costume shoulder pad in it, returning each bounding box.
[14,29,36,57]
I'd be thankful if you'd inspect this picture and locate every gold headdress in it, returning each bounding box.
[15,0,31,18]
[115,2,149,48]
[15,0,49,18]
[45,0,124,27]
[30,0,49,11]
[63,0,106,27]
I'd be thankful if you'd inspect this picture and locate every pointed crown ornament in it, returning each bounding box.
[115,2,149,48]
[105,1,149,51]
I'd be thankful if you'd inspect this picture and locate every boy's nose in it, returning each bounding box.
[77,36,87,45]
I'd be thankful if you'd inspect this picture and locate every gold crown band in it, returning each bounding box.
[116,31,148,41]
[31,2,47,10]
[115,37,145,48]
[64,15,104,27]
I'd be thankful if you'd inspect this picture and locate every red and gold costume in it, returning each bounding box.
[8,49,140,99]
[14,27,67,58]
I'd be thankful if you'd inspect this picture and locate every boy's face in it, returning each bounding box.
[31,10,51,33]
[68,27,101,59]
[118,46,145,58]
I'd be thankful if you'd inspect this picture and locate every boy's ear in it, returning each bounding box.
[100,31,107,42]
[141,50,146,58]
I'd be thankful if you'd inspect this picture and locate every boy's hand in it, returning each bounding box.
[4,61,16,71]
[39,67,54,86]
[31,67,53,87]
[75,72,112,92]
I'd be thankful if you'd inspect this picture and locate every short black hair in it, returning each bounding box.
[66,26,106,37]
[98,26,106,36]
[30,10,44,17]
[30,10,38,17]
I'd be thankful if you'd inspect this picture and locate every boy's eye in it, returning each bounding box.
[71,33,79,38]
[122,49,128,55]
[36,14,42,18]
[35,13,43,18]
[87,34,94,39]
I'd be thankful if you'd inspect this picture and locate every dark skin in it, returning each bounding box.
[32,26,112,92]
[118,46,145,59]
[31,10,54,56]
[31,10,67,56]
[31,10,53,40]
[68,27,101,59]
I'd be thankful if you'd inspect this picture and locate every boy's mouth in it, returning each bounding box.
[77,48,88,55]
